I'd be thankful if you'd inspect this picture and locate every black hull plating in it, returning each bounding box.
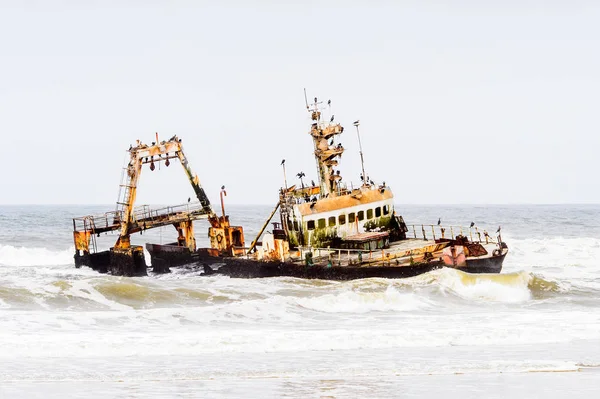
[206,253,507,280]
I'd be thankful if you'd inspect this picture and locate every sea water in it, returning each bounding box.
[0,204,599,398]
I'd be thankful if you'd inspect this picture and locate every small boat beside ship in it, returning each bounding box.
[71,96,508,279]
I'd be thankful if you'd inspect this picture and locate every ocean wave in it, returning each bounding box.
[0,244,73,267]
[433,268,565,302]
[507,236,600,269]
[296,285,428,313]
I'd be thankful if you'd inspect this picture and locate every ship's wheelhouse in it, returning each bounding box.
[282,187,395,248]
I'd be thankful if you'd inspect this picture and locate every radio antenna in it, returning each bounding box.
[354,120,368,187]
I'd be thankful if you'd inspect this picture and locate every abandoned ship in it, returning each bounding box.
[72,98,508,279]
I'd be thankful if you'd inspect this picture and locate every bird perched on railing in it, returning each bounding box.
[437,218,441,226]
[470,222,475,228]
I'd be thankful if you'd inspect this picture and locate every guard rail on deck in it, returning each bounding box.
[73,201,209,234]
[407,224,500,245]
[291,224,501,267]
[293,245,422,267]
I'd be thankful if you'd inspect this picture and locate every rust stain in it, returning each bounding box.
[297,187,393,215]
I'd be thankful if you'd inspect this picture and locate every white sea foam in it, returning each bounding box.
[296,285,428,313]
[2,307,600,358]
[435,269,533,303]
[504,236,600,291]
[507,236,600,271]
[0,244,74,267]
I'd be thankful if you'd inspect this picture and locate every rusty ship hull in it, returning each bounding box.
[209,254,506,280]
[145,232,508,280]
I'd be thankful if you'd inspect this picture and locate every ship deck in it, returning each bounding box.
[286,238,500,268]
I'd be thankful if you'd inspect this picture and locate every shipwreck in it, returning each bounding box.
[72,97,508,279]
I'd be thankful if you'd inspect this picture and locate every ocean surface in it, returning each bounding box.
[1,204,599,398]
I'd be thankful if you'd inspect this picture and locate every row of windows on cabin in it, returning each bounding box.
[288,204,391,231]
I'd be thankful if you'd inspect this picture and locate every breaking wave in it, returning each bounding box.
[433,269,563,302]
[296,285,428,313]
[0,244,73,267]
[0,268,575,312]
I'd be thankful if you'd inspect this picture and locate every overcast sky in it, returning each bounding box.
[1,1,598,206]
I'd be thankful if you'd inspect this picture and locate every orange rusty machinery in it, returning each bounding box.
[72,134,244,275]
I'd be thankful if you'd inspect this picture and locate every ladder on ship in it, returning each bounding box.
[115,164,134,223]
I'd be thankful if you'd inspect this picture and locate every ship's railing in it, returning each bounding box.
[407,224,501,244]
[130,201,208,224]
[73,201,208,233]
[73,211,123,233]
[293,245,414,267]
[289,224,501,267]
[282,180,388,203]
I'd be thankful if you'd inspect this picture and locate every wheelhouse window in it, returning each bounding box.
[328,216,336,227]
[339,214,346,225]
[348,213,356,223]
[318,218,326,229]
[375,207,382,217]
[357,211,365,221]
[307,220,315,230]
[383,205,390,215]
[367,209,373,219]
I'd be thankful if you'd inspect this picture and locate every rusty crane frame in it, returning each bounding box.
[72,134,244,276]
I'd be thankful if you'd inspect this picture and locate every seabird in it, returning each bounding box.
[496,226,501,233]
[188,197,191,203]
[353,120,360,126]
[437,218,441,226]
[327,99,331,106]
[281,159,285,165]
[311,180,315,186]
[470,222,475,228]
[221,185,225,190]
[330,115,335,122]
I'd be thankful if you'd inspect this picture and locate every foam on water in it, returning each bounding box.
[1,205,600,392]
[435,269,533,302]
[296,285,428,313]
[0,244,73,267]
[508,236,600,273]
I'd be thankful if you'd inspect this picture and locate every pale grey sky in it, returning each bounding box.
[1,1,598,205]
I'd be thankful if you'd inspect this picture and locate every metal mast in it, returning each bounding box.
[353,120,368,186]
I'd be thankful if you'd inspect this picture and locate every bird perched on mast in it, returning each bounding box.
[296,171,306,188]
